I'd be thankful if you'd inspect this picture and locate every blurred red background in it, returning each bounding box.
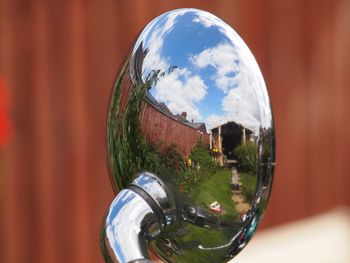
[1,1,349,262]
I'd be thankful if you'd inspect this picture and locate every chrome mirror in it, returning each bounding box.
[101,8,275,263]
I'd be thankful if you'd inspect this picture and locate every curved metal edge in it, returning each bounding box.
[101,189,158,263]
[128,260,153,263]
[131,172,176,212]
[101,172,176,263]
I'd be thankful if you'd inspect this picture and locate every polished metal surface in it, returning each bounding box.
[102,8,275,263]
[131,172,177,227]
[102,188,155,263]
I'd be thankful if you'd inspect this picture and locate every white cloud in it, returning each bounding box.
[154,68,207,121]
[205,114,228,130]
[136,9,272,133]
[193,42,272,133]
[192,16,214,28]
[191,43,240,93]
[221,84,261,132]
[134,10,210,122]
[191,11,226,29]
[140,10,188,78]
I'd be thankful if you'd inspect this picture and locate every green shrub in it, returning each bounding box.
[174,141,220,192]
[160,143,185,175]
[138,138,162,174]
[240,172,257,203]
[190,140,216,173]
[233,142,258,175]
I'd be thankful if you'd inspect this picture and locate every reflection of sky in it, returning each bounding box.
[106,190,135,263]
[161,14,227,68]
[136,9,272,133]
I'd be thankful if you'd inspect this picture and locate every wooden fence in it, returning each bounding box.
[140,102,209,157]
[118,65,209,157]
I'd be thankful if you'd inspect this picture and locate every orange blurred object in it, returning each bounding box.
[0,77,12,149]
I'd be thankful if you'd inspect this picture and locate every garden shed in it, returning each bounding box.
[210,122,253,165]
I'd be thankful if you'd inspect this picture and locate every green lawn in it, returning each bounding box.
[170,224,233,263]
[151,168,245,263]
[189,168,239,221]
[239,172,257,203]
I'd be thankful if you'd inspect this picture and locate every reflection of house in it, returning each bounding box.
[188,122,207,134]
[210,122,253,165]
[153,101,173,116]
[175,112,207,134]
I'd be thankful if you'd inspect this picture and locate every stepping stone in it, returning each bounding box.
[232,195,245,203]
[235,203,250,213]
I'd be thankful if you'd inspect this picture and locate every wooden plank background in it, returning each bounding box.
[1,0,349,262]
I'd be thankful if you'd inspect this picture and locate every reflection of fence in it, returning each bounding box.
[140,102,209,156]
[119,67,209,156]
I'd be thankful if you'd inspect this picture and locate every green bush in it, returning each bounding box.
[190,140,216,173]
[240,172,257,203]
[174,141,220,192]
[138,138,163,174]
[233,142,258,175]
[160,143,185,175]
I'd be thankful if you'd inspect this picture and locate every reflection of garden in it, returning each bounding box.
[107,62,259,212]
[108,62,260,200]
[152,224,236,263]
[137,138,258,222]
[105,35,275,262]
[107,62,263,262]
[188,169,238,221]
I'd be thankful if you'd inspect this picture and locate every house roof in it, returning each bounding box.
[145,95,207,132]
[174,114,189,123]
[187,122,205,129]
[174,115,206,131]
[155,102,173,116]
[211,121,253,134]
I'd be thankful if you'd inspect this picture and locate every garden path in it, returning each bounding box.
[231,167,250,213]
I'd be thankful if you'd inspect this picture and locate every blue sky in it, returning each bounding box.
[138,9,272,133]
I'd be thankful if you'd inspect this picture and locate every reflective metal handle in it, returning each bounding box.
[101,172,176,263]
[102,188,154,262]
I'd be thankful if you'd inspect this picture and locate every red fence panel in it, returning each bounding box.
[140,102,209,157]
